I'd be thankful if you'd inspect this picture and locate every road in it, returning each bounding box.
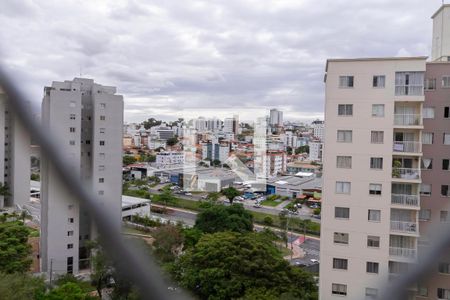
[148,186,320,223]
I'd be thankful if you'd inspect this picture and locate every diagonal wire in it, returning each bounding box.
[0,67,191,300]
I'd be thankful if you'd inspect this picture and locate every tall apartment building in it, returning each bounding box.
[269,108,283,127]
[311,120,325,141]
[41,78,123,276]
[0,88,30,209]
[320,57,426,299]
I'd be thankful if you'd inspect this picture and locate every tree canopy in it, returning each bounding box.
[0,221,32,273]
[194,204,253,234]
[220,187,241,205]
[172,231,317,300]
[123,155,137,166]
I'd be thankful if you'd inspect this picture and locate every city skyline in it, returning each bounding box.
[0,0,443,123]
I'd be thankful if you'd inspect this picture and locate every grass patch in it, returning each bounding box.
[260,199,281,207]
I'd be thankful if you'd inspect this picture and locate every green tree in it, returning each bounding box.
[0,222,32,273]
[212,159,222,166]
[152,225,184,263]
[221,186,241,205]
[0,182,10,197]
[172,231,317,300]
[154,189,178,209]
[31,173,40,181]
[194,204,253,234]
[0,272,46,300]
[295,145,309,154]
[123,156,137,166]
[43,282,96,300]
[166,137,179,147]
[206,192,221,204]
[286,146,293,155]
[142,118,162,129]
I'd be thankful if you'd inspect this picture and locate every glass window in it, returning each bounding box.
[337,130,352,143]
[420,184,432,196]
[442,185,450,197]
[443,159,449,171]
[369,184,382,195]
[338,104,353,116]
[373,75,385,88]
[370,157,383,169]
[100,141,105,146]
[371,131,384,144]
[336,156,352,168]
[366,262,379,274]
[395,72,424,95]
[442,76,450,88]
[419,209,431,221]
[70,114,76,120]
[440,211,450,222]
[335,207,350,219]
[424,78,436,90]
[69,140,75,146]
[421,158,433,170]
[439,263,450,274]
[365,288,378,299]
[339,76,354,88]
[438,288,450,299]
[372,104,385,117]
[333,232,349,245]
[100,115,106,121]
[444,133,450,145]
[69,127,76,133]
[333,258,348,270]
[368,210,381,222]
[423,107,435,119]
[336,181,351,194]
[422,132,434,144]
[100,103,106,109]
[67,231,74,236]
[332,283,347,296]
[417,286,428,297]
[445,107,449,118]
[367,236,380,248]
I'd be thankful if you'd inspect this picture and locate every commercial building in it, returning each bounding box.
[41,78,123,276]
[156,151,185,168]
[201,140,230,163]
[266,174,322,199]
[269,108,283,127]
[0,88,30,209]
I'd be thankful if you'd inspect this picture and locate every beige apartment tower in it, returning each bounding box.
[41,78,123,276]
[320,57,426,299]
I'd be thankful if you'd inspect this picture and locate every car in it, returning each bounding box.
[253,203,262,208]
[201,195,208,199]
[311,214,321,219]
[289,210,299,215]
[310,204,320,209]
[184,192,192,196]
[295,203,303,208]
[310,259,319,264]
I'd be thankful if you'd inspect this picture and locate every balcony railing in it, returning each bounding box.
[390,221,418,234]
[391,194,420,207]
[392,168,420,180]
[394,114,422,126]
[393,141,421,153]
[389,247,417,259]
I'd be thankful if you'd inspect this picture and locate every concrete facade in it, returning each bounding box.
[41,78,123,276]
[320,57,426,300]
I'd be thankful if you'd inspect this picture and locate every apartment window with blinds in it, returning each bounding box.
[443,159,449,171]
[439,263,450,274]
[336,156,352,168]
[336,181,351,194]
[339,76,354,88]
[100,115,106,121]
[333,258,348,270]
[373,75,385,88]
[69,127,76,133]
[419,209,431,221]
[100,141,105,146]
[423,107,435,119]
[369,184,382,195]
[365,288,378,299]
[370,157,383,169]
[424,78,436,90]
[437,288,450,299]
[371,131,384,144]
[367,236,380,248]
[333,232,349,245]
[332,283,347,296]
[67,231,74,236]
[70,114,76,120]
[366,262,379,274]
[335,207,350,219]
[338,104,353,116]
[422,132,434,144]
[440,211,450,222]
[371,104,385,117]
[337,130,352,143]
[444,133,450,145]
[368,209,381,222]
[442,185,450,197]
[395,71,424,95]
[442,76,450,88]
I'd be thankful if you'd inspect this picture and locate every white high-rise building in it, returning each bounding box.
[0,88,30,209]
[319,57,426,299]
[309,142,323,162]
[41,78,123,276]
[311,120,324,141]
[431,4,450,62]
[269,108,283,127]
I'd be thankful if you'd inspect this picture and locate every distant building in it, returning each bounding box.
[0,88,30,209]
[223,116,239,134]
[41,78,123,276]
[269,108,283,127]
[201,140,230,163]
[311,120,324,141]
[156,151,185,168]
[309,142,323,161]
[286,161,321,174]
[266,174,322,199]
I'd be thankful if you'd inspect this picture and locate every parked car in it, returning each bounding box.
[311,214,321,219]
[184,192,192,196]
[310,203,320,209]
[253,203,262,208]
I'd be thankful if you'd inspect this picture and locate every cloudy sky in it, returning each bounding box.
[0,0,443,123]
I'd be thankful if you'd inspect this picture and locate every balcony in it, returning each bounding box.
[390,221,418,235]
[393,141,421,154]
[392,168,420,181]
[394,114,422,127]
[391,194,420,208]
[389,247,417,259]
